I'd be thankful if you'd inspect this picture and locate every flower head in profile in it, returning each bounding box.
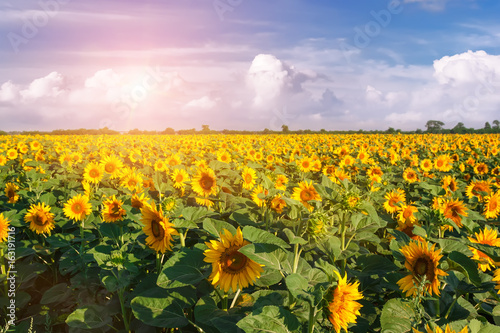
[64,194,92,221]
[327,272,363,333]
[0,213,11,242]
[397,240,447,297]
[25,202,56,235]
[5,183,19,204]
[468,227,500,272]
[141,204,178,253]
[383,188,406,214]
[440,198,468,228]
[412,324,468,333]
[291,180,321,212]
[483,191,500,219]
[203,227,264,292]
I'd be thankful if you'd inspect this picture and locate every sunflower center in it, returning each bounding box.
[72,203,83,213]
[176,174,184,183]
[89,169,99,178]
[223,250,248,273]
[403,209,412,219]
[436,160,443,167]
[244,174,253,183]
[200,175,214,190]
[33,213,48,226]
[414,257,434,282]
[128,180,137,187]
[6,189,15,198]
[300,190,313,202]
[489,200,498,211]
[302,161,310,169]
[389,198,398,207]
[110,203,122,217]
[151,219,164,239]
[105,163,115,173]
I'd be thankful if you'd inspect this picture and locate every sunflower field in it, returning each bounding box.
[1,133,500,333]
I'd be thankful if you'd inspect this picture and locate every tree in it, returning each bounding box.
[493,120,500,129]
[162,127,175,135]
[201,125,210,134]
[485,122,492,131]
[386,127,396,134]
[281,124,289,133]
[425,120,445,133]
[451,122,466,134]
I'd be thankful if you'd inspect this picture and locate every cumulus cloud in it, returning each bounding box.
[246,54,321,108]
[85,69,122,89]
[0,81,20,103]
[20,72,66,100]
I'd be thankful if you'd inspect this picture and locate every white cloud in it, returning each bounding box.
[20,72,65,100]
[0,81,20,102]
[85,69,122,89]
[184,96,218,110]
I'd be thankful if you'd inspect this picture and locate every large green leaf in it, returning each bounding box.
[66,305,112,329]
[448,251,481,286]
[157,247,210,288]
[130,286,196,328]
[237,305,302,333]
[380,298,416,333]
[243,226,290,249]
[203,218,237,238]
[40,283,71,305]
[239,243,288,271]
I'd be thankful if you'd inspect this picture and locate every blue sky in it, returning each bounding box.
[1,0,500,131]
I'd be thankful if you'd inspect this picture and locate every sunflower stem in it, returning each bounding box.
[117,288,130,333]
[230,288,241,309]
[222,292,229,311]
[435,296,440,318]
[307,302,316,333]
[1,247,7,297]
[156,252,162,274]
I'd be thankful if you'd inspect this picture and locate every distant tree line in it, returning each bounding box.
[1,120,499,136]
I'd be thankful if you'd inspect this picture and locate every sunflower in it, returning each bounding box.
[274,174,288,191]
[153,159,167,172]
[24,202,56,235]
[367,166,383,183]
[192,167,217,197]
[195,197,215,208]
[64,194,92,221]
[465,180,491,202]
[397,240,447,297]
[397,204,418,225]
[441,175,458,194]
[217,150,232,164]
[483,191,500,219]
[291,180,321,212]
[251,185,269,207]
[340,155,355,168]
[102,195,126,223]
[203,227,264,292]
[327,272,363,333]
[83,162,104,184]
[383,188,406,214]
[474,162,489,175]
[468,227,500,272]
[131,192,149,210]
[420,159,433,172]
[100,155,123,178]
[166,154,181,167]
[270,195,286,214]
[412,324,468,333]
[241,167,257,190]
[493,269,500,294]
[0,154,7,166]
[297,156,314,173]
[440,198,468,228]
[5,182,19,204]
[120,168,144,192]
[141,204,178,253]
[434,154,453,172]
[0,213,10,243]
[403,168,419,183]
[171,168,189,190]
[6,148,17,160]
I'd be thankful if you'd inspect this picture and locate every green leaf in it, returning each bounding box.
[438,238,473,256]
[357,254,398,276]
[131,286,196,328]
[66,305,112,329]
[317,236,342,258]
[285,273,311,303]
[237,305,301,333]
[157,247,210,288]
[492,305,500,326]
[39,192,57,206]
[243,226,290,249]
[239,243,288,271]
[380,298,416,333]
[448,251,481,286]
[40,283,71,304]
[283,228,307,245]
[254,268,283,287]
[203,218,237,238]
